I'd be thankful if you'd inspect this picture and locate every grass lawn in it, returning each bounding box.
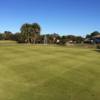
[0,45,100,100]
[0,40,17,44]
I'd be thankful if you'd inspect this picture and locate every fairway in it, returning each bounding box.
[0,45,100,100]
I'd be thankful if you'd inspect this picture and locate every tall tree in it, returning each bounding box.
[20,23,32,43]
[20,23,41,43]
[31,23,41,44]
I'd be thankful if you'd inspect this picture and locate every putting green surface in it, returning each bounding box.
[0,45,100,100]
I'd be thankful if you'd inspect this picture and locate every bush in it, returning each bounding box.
[96,44,100,49]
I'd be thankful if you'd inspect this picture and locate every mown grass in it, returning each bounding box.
[0,45,100,100]
[0,40,17,43]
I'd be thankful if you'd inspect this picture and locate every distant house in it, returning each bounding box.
[84,35,100,44]
[84,38,92,44]
[66,40,75,46]
[93,35,100,44]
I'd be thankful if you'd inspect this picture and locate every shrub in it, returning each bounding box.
[96,44,100,49]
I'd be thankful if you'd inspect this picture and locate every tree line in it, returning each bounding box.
[0,22,99,45]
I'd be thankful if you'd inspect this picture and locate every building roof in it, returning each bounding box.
[93,35,100,38]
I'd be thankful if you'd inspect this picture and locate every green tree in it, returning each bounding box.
[91,31,100,37]
[76,36,84,43]
[20,23,32,43]
[86,31,100,39]
[31,23,41,44]
[20,23,41,43]
[3,31,13,40]
[0,33,3,40]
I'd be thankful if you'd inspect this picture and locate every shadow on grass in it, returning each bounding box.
[94,49,100,53]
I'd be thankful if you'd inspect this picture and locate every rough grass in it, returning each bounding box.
[0,45,100,100]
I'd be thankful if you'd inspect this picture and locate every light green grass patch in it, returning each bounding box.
[0,45,100,100]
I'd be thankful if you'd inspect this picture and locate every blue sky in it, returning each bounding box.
[0,0,100,36]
